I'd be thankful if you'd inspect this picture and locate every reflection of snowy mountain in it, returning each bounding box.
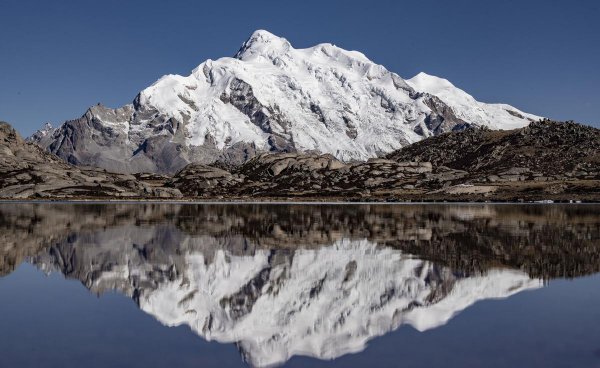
[33,233,541,367]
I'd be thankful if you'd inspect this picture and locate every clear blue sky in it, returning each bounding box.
[1,0,599,136]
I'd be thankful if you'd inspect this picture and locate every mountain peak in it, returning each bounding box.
[26,122,55,143]
[407,71,541,129]
[234,29,291,60]
[248,29,281,42]
[408,72,456,91]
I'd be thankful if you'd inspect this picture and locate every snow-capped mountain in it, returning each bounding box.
[31,30,542,174]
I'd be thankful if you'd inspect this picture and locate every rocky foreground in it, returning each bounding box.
[1,119,599,201]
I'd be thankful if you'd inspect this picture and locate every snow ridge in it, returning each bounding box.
[406,72,541,130]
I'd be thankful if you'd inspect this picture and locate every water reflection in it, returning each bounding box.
[1,203,599,367]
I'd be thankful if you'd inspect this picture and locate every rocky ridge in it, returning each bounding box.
[388,119,600,181]
[169,153,434,198]
[166,120,600,201]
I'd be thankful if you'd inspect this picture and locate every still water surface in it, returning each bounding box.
[0,203,599,367]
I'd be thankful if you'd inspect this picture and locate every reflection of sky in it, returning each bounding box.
[0,264,242,368]
[1,264,599,368]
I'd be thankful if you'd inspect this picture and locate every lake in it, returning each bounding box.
[0,203,599,368]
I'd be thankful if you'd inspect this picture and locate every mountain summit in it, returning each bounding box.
[30,30,541,174]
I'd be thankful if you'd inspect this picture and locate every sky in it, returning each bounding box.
[1,0,599,136]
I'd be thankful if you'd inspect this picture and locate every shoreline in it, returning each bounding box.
[0,197,597,204]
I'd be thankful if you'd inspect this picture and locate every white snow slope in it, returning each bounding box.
[140,30,541,159]
[406,72,541,130]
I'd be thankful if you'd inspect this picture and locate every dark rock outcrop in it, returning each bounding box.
[169,152,433,198]
[388,119,600,181]
[167,121,600,201]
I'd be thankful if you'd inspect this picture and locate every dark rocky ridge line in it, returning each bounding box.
[165,120,600,201]
[1,119,600,201]
[387,119,600,181]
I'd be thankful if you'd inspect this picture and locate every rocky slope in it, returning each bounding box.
[3,119,600,201]
[164,120,600,201]
[416,120,600,200]
[388,119,600,181]
[168,153,433,198]
[0,121,181,199]
[29,30,540,174]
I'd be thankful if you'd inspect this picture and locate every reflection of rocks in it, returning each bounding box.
[1,203,600,279]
